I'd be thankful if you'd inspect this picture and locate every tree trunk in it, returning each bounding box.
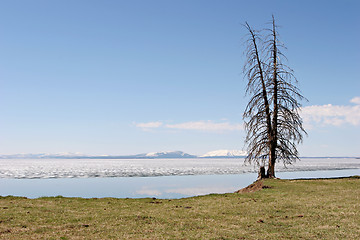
[268,15,278,179]
[267,147,276,178]
[267,162,275,178]
[258,166,266,179]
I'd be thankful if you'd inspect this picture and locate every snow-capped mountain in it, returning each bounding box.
[142,151,196,158]
[200,150,247,158]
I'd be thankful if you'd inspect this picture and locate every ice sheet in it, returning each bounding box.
[1,158,359,179]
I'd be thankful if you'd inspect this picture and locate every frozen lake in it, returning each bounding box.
[1,158,359,198]
[1,157,360,179]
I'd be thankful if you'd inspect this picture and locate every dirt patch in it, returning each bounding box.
[235,180,271,193]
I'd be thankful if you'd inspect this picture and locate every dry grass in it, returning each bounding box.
[0,176,359,239]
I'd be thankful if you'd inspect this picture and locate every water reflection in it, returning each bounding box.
[1,169,359,199]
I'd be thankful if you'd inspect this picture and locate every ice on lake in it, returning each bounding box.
[1,157,359,179]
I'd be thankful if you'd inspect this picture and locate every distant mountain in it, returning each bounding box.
[0,151,197,159]
[138,151,197,159]
[200,150,247,158]
[0,153,95,159]
[0,152,355,160]
[0,150,247,159]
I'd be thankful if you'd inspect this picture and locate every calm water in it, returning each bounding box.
[1,158,359,198]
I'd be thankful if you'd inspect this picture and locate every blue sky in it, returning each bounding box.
[0,0,359,157]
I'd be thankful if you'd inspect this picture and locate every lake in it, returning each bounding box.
[1,158,359,198]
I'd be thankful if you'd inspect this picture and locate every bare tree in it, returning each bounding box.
[243,16,306,178]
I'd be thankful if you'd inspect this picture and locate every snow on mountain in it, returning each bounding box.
[200,150,247,158]
[143,151,196,158]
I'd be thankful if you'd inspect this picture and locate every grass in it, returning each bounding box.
[0,176,359,239]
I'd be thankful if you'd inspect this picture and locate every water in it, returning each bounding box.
[0,158,359,198]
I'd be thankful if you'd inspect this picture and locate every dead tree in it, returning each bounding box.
[243,16,307,178]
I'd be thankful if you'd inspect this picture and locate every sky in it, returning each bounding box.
[0,0,359,157]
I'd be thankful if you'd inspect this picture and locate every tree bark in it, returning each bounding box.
[267,149,276,178]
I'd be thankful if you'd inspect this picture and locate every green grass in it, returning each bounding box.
[0,177,359,239]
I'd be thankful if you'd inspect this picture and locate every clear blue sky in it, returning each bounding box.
[0,0,359,156]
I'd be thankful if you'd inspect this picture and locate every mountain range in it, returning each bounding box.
[0,150,246,159]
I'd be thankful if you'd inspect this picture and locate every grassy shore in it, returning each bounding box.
[0,177,359,239]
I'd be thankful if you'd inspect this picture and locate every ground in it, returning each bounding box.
[0,176,359,239]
